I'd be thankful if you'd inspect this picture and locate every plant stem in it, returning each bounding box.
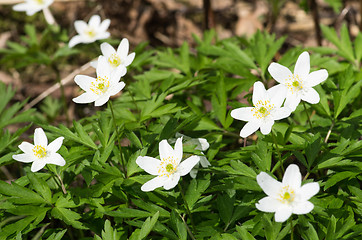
[178,183,196,234]
[46,165,67,194]
[108,101,128,178]
[271,130,284,173]
[302,102,313,131]
[180,213,196,240]
[128,88,140,120]
[324,119,335,143]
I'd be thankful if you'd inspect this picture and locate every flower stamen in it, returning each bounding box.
[286,74,303,94]
[90,76,110,95]
[33,145,47,158]
[278,185,295,204]
[158,156,177,177]
[108,54,121,68]
[251,100,274,119]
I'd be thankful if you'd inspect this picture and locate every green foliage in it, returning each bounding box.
[0,18,361,240]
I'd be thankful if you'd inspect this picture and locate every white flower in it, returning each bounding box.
[72,56,126,106]
[268,51,328,111]
[136,137,200,192]
[231,81,291,138]
[174,133,210,178]
[12,128,65,172]
[256,164,320,222]
[91,38,136,74]
[13,0,54,16]
[68,15,110,48]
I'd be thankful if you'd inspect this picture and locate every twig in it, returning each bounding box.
[324,120,335,143]
[203,0,215,30]
[308,0,322,46]
[24,60,94,110]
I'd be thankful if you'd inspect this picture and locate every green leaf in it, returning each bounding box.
[217,192,235,225]
[51,207,87,229]
[45,229,67,240]
[0,181,47,204]
[229,160,257,178]
[137,211,160,239]
[185,174,211,210]
[324,171,357,190]
[170,210,187,240]
[105,208,153,218]
[236,225,256,240]
[27,172,52,204]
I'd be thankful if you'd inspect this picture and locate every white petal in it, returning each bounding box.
[178,156,200,176]
[294,52,310,80]
[124,52,135,67]
[12,153,34,163]
[96,32,110,41]
[26,8,41,16]
[305,69,328,87]
[74,20,87,34]
[269,84,287,108]
[89,15,101,27]
[74,75,94,91]
[231,107,254,121]
[117,38,129,59]
[100,42,115,57]
[199,156,211,167]
[301,88,320,104]
[108,82,125,96]
[297,182,320,201]
[159,139,174,162]
[268,62,293,84]
[141,176,167,192]
[31,160,47,172]
[256,172,282,198]
[284,95,301,112]
[197,138,209,151]
[252,82,267,106]
[96,56,111,77]
[68,35,83,48]
[272,107,291,120]
[136,156,161,175]
[292,201,314,214]
[13,3,28,12]
[260,119,274,135]
[240,120,260,138]
[34,128,48,146]
[163,173,181,190]
[110,66,126,81]
[46,153,66,166]
[18,142,34,155]
[255,196,283,212]
[47,137,64,152]
[274,205,293,222]
[73,92,98,104]
[90,60,98,69]
[94,94,110,106]
[174,137,183,165]
[99,19,111,32]
[189,168,198,178]
[282,164,301,190]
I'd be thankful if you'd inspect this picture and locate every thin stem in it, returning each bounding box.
[303,172,310,181]
[178,183,196,234]
[271,130,284,173]
[52,64,70,126]
[302,102,313,131]
[108,101,128,178]
[324,120,335,143]
[46,165,67,194]
[180,214,196,240]
[128,88,140,120]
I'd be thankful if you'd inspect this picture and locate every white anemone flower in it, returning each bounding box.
[256,164,320,222]
[91,38,136,73]
[12,128,65,172]
[73,56,126,106]
[173,133,210,178]
[68,15,110,48]
[231,81,291,138]
[136,137,200,192]
[13,0,54,16]
[268,51,329,111]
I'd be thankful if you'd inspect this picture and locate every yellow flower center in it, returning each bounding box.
[251,100,274,119]
[158,156,177,177]
[90,76,110,95]
[33,145,47,158]
[85,28,96,38]
[33,0,44,5]
[278,186,295,204]
[286,74,303,94]
[108,54,122,68]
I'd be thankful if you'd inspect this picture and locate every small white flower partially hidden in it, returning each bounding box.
[91,38,136,74]
[231,81,291,138]
[136,137,200,192]
[13,0,54,16]
[73,56,126,106]
[256,164,320,222]
[68,15,110,48]
[173,133,210,178]
[268,51,328,111]
[12,128,65,172]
